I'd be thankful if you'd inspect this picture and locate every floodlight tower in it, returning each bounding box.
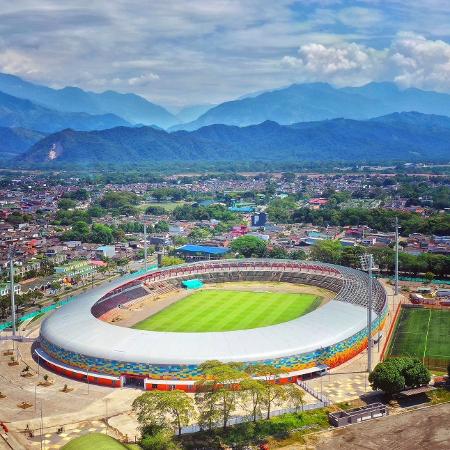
[143,222,148,272]
[360,253,374,373]
[394,217,400,296]
[8,246,17,338]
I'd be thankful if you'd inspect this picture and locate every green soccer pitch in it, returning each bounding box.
[132,289,321,332]
[387,307,450,363]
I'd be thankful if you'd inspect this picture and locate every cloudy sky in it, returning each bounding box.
[2,0,450,108]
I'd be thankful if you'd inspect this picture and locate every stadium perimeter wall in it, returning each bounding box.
[37,260,387,389]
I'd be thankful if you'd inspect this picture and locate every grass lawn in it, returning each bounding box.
[140,201,188,212]
[388,308,450,362]
[133,289,321,332]
[61,433,135,450]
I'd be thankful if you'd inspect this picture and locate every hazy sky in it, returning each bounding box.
[1,0,450,108]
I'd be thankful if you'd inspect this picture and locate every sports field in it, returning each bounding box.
[132,289,321,332]
[388,307,450,364]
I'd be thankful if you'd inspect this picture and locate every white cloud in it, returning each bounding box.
[127,73,160,86]
[281,33,450,91]
[0,49,40,76]
[2,1,450,105]
[389,33,450,91]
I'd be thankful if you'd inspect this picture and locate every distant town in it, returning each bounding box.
[1,169,448,320]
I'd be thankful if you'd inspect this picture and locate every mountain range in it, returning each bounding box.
[15,112,450,166]
[172,82,450,131]
[0,73,178,128]
[0,127,46,159]
[0,90,130,133]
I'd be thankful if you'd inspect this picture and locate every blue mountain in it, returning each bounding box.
[0,73,178,128]
[15,112,450,166]
[0,90,130,133]
[172,82,450,131]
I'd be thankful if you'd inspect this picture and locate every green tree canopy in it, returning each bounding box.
[230,235,267,258]
[369,357,430,395]
[309,240,343,264]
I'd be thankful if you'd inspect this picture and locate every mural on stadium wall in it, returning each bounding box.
[39,305,388,380]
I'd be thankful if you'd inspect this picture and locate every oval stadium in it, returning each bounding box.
[36,259,387,390]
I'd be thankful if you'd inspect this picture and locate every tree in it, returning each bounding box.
[309,240,343,264]
[230,235,267,258]
[240,378,265,422]
[90,223,114,244]
[140,428,180,450]
[99,191,139,209]
[195,361,248,430]
[403,360,431,388]
[285,383,305,412]
[289,249,306,260]
[424,272,435,283]
[67,189,89,201]
[340,246,365,269]
[188,227,212,242]
[267,246,289,259]
[146,205,168,216]
[58,198,76,210]
[369,357,430,395]
[369,361,405,395]
[132,390,193,435]
[161,256,185,267]
[282,172,296,183]
[249,364,286,419]
[154,221,170,233]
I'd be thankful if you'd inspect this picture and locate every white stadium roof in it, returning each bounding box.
[40,267,376,365]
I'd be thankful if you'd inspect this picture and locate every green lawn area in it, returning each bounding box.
[140,201,188,212]
[388,308,450,363]
[133,289,321,332]
[62,433,137,450]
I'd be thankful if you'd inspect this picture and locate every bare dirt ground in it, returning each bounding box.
[304,403,450,450]
[111,282,334,328]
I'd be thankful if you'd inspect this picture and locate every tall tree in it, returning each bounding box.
[132,390,194,435]
[195,361,248,430]
[249,364,286,419]
[240,378,265,422]
[309,240,343,264]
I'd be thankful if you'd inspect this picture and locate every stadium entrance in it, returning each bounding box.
[123,375,145,389]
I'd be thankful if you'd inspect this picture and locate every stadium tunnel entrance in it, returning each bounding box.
[123,375,146,389]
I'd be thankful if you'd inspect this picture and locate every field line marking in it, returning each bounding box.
[422,308,432,362]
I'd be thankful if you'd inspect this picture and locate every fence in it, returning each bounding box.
[179,401,327,435]
[381,275,450,285]
[422,356,449,371]
[297,379,331,405]
[380,301,403,361]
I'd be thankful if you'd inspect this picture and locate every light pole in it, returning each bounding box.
[143,222,148,272]
[394,217,400,296]
[360,254,374,373]
[39,400,44,450]
[9,246,17,339]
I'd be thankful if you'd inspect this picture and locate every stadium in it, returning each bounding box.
[36,259,387,390]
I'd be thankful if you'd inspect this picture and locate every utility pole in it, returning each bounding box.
[40,401,44,450]
[394,217,399,296]
[9,246,17,340]
[143,222,148,272]
[360,254,374,373]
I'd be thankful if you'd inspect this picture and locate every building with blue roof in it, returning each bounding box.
[176,244,231,261]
